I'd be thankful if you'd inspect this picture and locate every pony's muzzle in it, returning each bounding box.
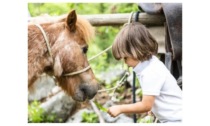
[79,84,98,100]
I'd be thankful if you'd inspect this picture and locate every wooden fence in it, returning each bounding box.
[29,13,166,53]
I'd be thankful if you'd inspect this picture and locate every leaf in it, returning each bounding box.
[137,115,154,123]
[94,101,108,112]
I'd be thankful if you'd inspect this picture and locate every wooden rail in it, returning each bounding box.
[82,13,165,26]
[29,13,165,26]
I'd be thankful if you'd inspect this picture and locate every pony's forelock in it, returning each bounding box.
[77,15,95,43]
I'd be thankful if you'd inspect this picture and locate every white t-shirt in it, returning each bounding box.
[133,55,182,123]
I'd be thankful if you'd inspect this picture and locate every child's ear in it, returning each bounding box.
[53,55,63,77]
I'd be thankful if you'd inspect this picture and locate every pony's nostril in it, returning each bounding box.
[80,86,87,94]
[80,84,98,99]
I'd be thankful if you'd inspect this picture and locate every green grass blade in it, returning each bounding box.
[94,101,108,112]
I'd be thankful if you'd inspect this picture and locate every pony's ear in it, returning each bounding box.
[66,10,77,32]
[53,55,63,77]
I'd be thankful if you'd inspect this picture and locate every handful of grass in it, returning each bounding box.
[94,101,108,112]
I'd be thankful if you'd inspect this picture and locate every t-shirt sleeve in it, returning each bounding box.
[140,70,166,96]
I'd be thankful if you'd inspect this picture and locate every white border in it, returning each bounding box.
[1,0,210,126]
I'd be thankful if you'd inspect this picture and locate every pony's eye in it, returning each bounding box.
[82,46,88,54]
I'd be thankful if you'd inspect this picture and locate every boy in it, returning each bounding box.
[108,22,182,123]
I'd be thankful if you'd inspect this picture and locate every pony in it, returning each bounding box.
[28,10,99,102]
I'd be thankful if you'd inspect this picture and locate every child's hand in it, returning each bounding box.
[107,105,121,117]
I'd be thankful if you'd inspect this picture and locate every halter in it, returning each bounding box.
[34,24,111,76]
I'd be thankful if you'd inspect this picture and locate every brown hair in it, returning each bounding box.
[112,22,158,61]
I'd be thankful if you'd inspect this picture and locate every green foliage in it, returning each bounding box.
[81,111,99,123]
[28,100,44,123]
[28,3,139,16]
[137,115,154,123]
[94,101,108,112]
[135,88,143,98]
[28,100,62,123]
[28,3,70,16]
[114,3,139,13]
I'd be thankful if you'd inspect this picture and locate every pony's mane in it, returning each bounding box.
[76,15,95,43]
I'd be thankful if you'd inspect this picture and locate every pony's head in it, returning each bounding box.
[51,10,99,101]
[28,10,99,102]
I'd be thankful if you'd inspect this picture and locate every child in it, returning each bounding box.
[108,22,182,123]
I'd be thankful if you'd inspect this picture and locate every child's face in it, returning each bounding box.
[123,57,140,68]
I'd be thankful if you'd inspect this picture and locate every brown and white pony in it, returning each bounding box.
[28,10,99,102]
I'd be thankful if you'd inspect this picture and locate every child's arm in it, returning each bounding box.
[107,95,155,117]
